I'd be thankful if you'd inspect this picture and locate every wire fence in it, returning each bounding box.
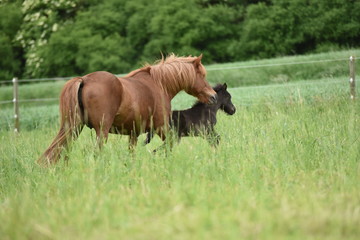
[0,57,350,84]
[205,58,348,71]
[0,56,354,105]
[0,56,357,131]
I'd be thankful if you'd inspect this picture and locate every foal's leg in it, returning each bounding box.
[206,129,221,147]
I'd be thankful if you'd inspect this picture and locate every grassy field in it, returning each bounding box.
[1,50,360,239]
[1,80,359,239]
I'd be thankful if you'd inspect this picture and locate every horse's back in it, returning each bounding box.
[82,71,123,108]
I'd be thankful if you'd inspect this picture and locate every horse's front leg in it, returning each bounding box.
[153,127,176,153]
[144,130,154,145]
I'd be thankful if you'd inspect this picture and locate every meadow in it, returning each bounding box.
[0,50,359,239]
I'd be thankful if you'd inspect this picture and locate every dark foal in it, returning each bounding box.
[145,83,236,146]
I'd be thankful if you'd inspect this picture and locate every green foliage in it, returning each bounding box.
[16,0,80,77]
[36,0,135,76]
[235,0,360,60]
[38,27,133,76]
[0,1,23,80]
[1,0,360,78]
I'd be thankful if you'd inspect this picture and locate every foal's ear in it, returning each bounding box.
[193,54,203,67]
[223,83,227,90]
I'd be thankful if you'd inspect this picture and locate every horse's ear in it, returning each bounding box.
[144,66,151,73]
[223,83,227,90]
[193,54,203,67]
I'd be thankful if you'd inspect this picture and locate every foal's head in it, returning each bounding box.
[213,83,236,115]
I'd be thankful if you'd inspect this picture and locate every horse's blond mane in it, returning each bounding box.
[126,54,206,95]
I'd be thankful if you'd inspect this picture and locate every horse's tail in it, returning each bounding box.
[37,77,85,166]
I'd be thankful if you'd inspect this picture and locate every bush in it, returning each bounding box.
[0,2,22,80]
[1,0,360,78]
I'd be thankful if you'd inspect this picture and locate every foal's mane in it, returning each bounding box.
[126,54,207,94]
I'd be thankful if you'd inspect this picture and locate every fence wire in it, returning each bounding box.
[206,58,348,71]
[0,57,353,106]
[0,57,349,84]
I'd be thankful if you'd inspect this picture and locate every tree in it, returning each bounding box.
[37,0,134,76]
[3,0,359,78]
[16,0,79,77]
[142,0,242,64]
[0,1,23,80]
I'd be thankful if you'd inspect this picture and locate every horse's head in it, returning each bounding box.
[214,83,236,115]
[185,55,217,105]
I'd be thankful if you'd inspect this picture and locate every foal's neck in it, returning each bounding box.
[193,101,221,113]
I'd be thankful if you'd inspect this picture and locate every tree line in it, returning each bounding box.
[1,0,359,80]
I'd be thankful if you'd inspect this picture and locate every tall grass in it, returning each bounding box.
[1,50,359,239]
[1,83,359,239]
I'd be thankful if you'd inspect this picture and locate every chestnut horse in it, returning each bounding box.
[38,54,217,166]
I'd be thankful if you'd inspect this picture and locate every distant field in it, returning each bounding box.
[0,49,359,105]
[0,75,356,131]
[0,51,359,239]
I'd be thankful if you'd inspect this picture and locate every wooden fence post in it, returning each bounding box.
[13,77,20,133]
[349,56,356,100]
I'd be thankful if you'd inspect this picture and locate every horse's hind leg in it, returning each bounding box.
[129,131,138,152]
[94,119,112,150]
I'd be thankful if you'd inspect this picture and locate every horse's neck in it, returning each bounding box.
[164,84,185,100]
[162,77,194,100]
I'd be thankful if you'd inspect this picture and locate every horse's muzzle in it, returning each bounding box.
[229,106,236,115]
[224,105,236,115]
[209,94,218,105]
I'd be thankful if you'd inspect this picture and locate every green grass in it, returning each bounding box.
[1,50,359,239]
[206,49,360,86]
[0,80,66,106]
[1,80,359,239]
